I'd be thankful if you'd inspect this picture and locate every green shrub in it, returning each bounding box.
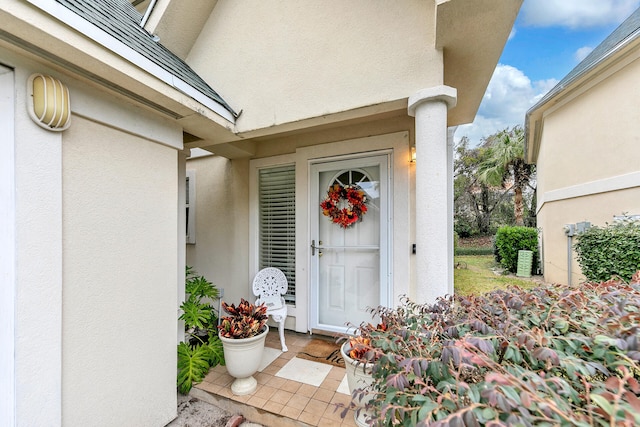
[348,273,640,426]
[454,215,477,238]
[455,246,494,256]
[574,219,640,282]
[493,226,538,273]
[177,267,224,394]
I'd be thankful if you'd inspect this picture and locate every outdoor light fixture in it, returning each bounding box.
[410,146,417,162]
[28,73,71,131]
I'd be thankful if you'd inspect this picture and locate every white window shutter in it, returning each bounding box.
[258,165,295,303]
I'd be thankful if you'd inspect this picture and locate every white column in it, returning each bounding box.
[408,86,457,304]
[447,126,458,292]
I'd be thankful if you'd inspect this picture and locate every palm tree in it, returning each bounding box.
[478,126,535,226]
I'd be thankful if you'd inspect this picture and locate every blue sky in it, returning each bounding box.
[455,0,640,146]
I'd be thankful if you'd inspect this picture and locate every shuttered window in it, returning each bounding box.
[258,165,295,303]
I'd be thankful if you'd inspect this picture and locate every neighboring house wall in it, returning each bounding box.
[4,48,182,426]
[535,49,640,285]
[187,0,439,135]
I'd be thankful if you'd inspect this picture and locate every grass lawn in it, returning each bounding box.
[454,255,537,295]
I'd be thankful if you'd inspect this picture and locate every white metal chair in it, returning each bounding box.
[252,267,288,352]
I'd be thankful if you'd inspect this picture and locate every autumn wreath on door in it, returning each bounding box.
[320,183,368,229]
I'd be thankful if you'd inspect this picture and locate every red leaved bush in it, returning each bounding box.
[217,298,267,339]
[347,272,640,426]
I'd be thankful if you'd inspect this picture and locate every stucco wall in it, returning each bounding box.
[61,116,178,426]
[187,0,440,133]
[536,54,640,285]
[538,188,640,285]
[3,45,183,426]
[11,62,64,427]
[62,117,178,426]
[186,156,251,307]
[537,55,640,195]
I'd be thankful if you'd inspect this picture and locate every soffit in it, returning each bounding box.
[141,0,218,60]
[436,0,523,126]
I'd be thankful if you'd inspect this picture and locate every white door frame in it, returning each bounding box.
[308,152,392,333]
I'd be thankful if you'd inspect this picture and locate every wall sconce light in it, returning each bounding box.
[410,146,416,163]
[28,73,71,131]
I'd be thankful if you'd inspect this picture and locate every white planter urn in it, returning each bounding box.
[219,325,269,395]
[341,342,376,427]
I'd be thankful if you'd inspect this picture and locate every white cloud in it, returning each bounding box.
[575,46,594,62]
[454,65,558,146]
[520,0,640,29]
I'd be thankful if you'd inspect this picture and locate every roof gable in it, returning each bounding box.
[561,7,640,89]
[525,6,640,162]
[55,0,237,118]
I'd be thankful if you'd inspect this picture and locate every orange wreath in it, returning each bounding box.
[320,183,368,229]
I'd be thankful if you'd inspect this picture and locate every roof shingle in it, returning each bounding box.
[55,0,237,118]
[531,7,640,111]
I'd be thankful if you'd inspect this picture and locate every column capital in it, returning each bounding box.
[407,85,457,117]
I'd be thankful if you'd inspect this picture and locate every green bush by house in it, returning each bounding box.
[493,226,538,273]
[574,219,640,282]
[177,267,224,394]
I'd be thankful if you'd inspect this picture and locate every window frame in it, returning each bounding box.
[186,169,196,244]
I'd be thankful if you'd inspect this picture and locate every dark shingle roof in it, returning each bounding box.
[529,7,640,112]
[55,0,237,118]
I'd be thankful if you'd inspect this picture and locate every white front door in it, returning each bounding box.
[310,154,390,333]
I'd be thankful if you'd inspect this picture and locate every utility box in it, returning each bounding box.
[516,250,533,278]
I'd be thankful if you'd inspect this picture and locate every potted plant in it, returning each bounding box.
[340,322,387,427]
[217,298,269,395]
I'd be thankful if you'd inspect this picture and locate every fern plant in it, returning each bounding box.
[177,267,224,394]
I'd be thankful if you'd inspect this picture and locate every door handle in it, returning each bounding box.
[310,240,323,256]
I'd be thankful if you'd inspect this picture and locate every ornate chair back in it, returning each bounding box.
[252,267,288,352]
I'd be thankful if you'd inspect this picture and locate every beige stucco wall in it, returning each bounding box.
[538,188,640,285]
[536,55,640,196]
[60,115,178,425]
[186,156,251,307]
[61,115,178,426]
[187,0,440,134]
[4,43,183,426]
[536,52,640,285]
[11,59,65,427]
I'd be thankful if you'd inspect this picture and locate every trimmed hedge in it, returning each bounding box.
[455,247,494,256]
[494,226,538,273]
[574,219,640,282]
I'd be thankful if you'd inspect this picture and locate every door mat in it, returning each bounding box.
[297,339,344,368]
